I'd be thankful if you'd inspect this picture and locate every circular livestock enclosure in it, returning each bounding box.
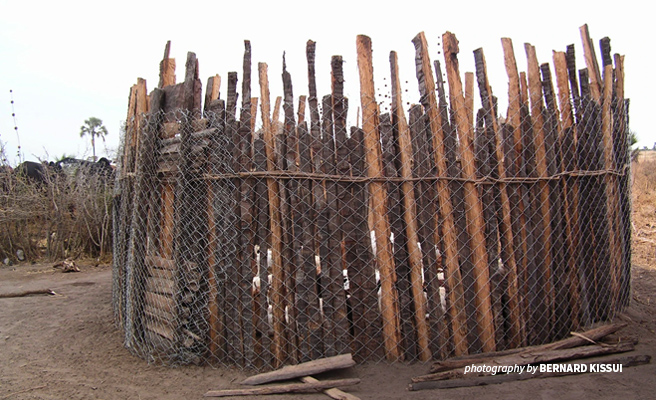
[113,27,632,370]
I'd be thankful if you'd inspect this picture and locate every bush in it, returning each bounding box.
[0,163,113,263]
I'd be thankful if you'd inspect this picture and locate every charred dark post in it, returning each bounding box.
[413,32,469,356]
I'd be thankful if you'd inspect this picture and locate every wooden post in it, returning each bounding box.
[409,105,448,359]
[579,24,602,102]
[204,74,221,112]
[380,112,415,360]
[206,99,227,361]
[524,43,555,343]
[297,95,306,125]
[389,51,431,361]
[226,72,239,121]
[327,55,351,356]
[600,38,621,314]
[356,34,403,361]
[348,127,384,360]
[473,47,523,348]
[250,97,258,133]
[258,62,287,367]
[159,41,176,89]
[412,31,469,356]
[464,72,475,128]
[553,50,583,330]
[539,61,570,340]
[501,38,530,346]
[252,134,274,367]
[442,32,496,352]
[235,41,256,368]
[612,52,631,309]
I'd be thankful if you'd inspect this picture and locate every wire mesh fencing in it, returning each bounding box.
[113,28,631,369]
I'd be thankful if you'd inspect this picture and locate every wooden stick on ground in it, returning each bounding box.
[241,354,355,385]
[414,341,635,384]
[0,289,57,299]
[409,354,650,391]
[429,322,627,373]
[205,379,361,397]
[300,376,361,400]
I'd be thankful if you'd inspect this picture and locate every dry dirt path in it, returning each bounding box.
[0,261,655,399]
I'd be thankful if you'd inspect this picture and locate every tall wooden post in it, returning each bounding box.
[258,62,287,368]
[442,32,496,352]
[412,31,469,356]
[390,51,431,361]
[356,35,403,362]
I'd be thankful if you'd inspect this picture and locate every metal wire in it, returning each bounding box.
[112,35,632,370]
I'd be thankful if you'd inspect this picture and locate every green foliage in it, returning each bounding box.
[80,117,109,162]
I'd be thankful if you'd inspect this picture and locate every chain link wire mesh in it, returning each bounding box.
[113,32,632,369]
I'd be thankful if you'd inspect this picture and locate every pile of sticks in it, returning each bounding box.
[204,354,360,398]
[408,323,650,391]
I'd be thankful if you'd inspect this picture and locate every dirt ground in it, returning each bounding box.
[1,161,656,399]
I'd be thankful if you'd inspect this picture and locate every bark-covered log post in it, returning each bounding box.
[258,62,288,368]
[443,32,496,353]
[356,34,403,362]
[412,31,469,357]
[390,51,431,361]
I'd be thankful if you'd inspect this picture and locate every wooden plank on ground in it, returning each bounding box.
[410,354,650,391]
[241,354,356,385]
[429,322,627,373]
[300,376,361,400]
[206,379,361,397]
[414,341,635,384]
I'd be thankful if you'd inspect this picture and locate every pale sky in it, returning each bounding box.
[1,0,652,165]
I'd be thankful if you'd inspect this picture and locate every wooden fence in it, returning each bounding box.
[113,26,632,369]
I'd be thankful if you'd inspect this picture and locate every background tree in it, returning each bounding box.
[79,117,108,162]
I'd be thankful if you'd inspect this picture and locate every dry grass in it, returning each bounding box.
[0,167,113,263]
[632,158,656,269]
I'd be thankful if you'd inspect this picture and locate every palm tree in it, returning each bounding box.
[80,117,108,162]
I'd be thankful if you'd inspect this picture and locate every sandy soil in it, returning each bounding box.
[1,161,655,399]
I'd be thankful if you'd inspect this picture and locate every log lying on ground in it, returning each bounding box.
[414,341,634,384]
[430,322,627,373]
[0,289,57,298]
[205,378,361,397]
[409,354,651,391]
[300,376,361,400]
[241,354,355,385]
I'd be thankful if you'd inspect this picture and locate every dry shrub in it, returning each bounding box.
[632,159,656,206]
[632,158,656,268]
[0,164,113,263]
